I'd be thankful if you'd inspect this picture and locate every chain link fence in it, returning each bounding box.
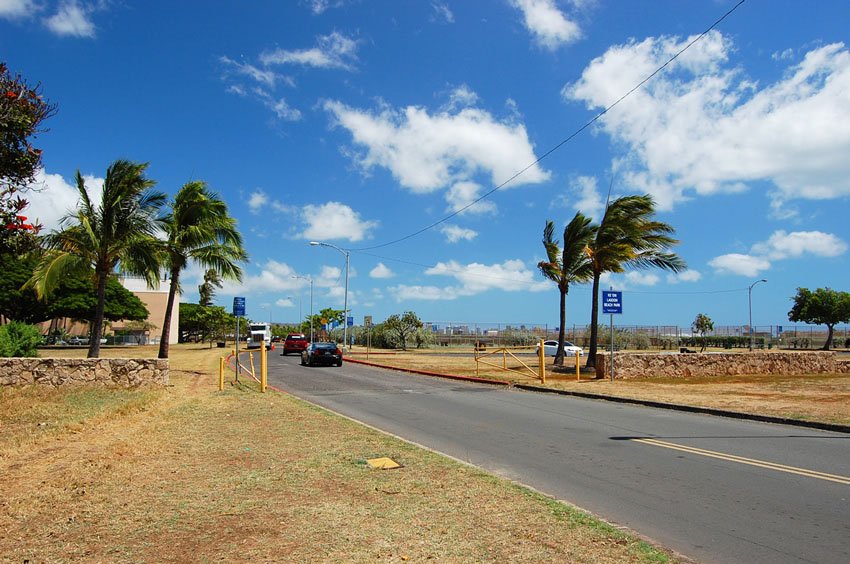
[418,322,850,351]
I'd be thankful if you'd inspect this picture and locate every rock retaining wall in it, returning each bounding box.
[0,358,169,387]
[595,351,850,380]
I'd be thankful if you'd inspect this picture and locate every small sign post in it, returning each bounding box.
[602,289,623,381]
[233,297,246,380]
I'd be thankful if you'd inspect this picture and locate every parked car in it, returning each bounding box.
[536,339,584,357]
[68,336,90,346]
[282,333,309,356]
[300,342,343,367]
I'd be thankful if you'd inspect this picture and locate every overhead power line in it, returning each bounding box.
[351,0,748,252]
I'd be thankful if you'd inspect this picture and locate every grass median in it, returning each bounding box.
[0,344,675,562]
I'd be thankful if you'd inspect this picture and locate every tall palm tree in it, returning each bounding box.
[585,194,686,368]
[538,214,596,366]
[157,181,246,359]
[28,160,165,358]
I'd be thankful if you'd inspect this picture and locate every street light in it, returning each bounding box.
[309,241,350,352]
[748,279,767,351]
[292,275,313,342]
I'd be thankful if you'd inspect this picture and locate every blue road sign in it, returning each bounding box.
[233,296,246,316]
[347,316,354,327]
[602,291,623,314]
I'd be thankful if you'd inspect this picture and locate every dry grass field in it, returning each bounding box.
[0,345,674,562]
[349,347,850,426]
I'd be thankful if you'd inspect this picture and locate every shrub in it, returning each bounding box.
[0,321,41,357]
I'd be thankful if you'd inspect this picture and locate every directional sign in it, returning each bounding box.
[347,316,354,327]
[602,291,623,314]
[233,296,246,317]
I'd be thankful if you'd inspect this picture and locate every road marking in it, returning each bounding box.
[631,438,850,485]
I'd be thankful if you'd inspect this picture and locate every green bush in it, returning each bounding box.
[0,321,42,357]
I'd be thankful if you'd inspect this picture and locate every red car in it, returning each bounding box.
[282,333,309,356]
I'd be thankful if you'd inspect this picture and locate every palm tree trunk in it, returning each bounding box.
[555,289,566,366]
[88,268,108,358]
[586,273,601,369]
[158,268,180,359]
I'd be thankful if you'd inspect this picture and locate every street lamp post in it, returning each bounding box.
[292,275,313,342]
[310,241,350,351]
[748,279,767,351]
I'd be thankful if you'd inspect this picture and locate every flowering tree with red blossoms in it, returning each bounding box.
[1,62,56,253]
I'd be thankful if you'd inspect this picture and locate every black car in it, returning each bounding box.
[301,342,343,367]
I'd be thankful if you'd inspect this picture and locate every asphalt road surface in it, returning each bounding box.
[268,353,850,563]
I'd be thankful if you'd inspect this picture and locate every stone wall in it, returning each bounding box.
[595,351,850,380]
[0,358,169,387]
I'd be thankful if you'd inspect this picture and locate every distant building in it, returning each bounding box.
[110,277,180,345]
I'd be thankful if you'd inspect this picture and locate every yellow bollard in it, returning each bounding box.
[260,341,268,393]
[576,350,581,381]
[539,338,546,384]
[249,351,255,380]
[219,357,225,391]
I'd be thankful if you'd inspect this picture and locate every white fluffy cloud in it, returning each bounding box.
[709,230,846,276]
[445,181,497,215]
[389,259,548,302]
[667,270,702,284]
[324,97,549,208]
[220,260,303,295]
[369,262,394,279]
[751,230,847,260]
[300,201,377,242]
[261,31,359,70]
[557,175,604,219]
[0,0,36,18]
[564,33,850,210]
[440,224,478,243]
[25,169,103,231]
[510,0,581,50]
[44,1,95,38]
[247,190,269,213]
[625,271,660,286]
[708,254,772,277]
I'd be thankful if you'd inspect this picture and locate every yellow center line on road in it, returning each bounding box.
[631,438,850,486]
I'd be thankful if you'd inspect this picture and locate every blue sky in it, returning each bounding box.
[3,0,849,330]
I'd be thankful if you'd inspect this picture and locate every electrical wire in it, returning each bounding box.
[350,0,748,252]
[360,250,751,296]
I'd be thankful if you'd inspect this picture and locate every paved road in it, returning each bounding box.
[268,353,850,563]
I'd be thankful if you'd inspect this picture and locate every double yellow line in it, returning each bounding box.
[631,438,850,485]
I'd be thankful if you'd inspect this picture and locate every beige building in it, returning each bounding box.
[110,277,180,345]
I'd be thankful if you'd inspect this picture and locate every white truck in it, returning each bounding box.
[247,322,272,349]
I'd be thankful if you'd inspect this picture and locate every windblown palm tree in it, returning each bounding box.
[28,160,165,358]
[157,181,246,359]
[538,214,596,366]
[585,194,686,368]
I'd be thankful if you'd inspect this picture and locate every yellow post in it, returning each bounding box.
[503,349,507,370]
[219,357,225,391]
[575,350,581,381]
[260,341,268,393]
[539,338,546,384]
[249,351,255,380]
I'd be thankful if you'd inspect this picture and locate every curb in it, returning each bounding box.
[345,358,850,435]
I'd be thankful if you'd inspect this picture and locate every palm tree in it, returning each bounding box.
[585,194,686,368]
[198,269,222,307]
[538,214,596,366]
[28,160,165,358]
[157,181,246,359]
